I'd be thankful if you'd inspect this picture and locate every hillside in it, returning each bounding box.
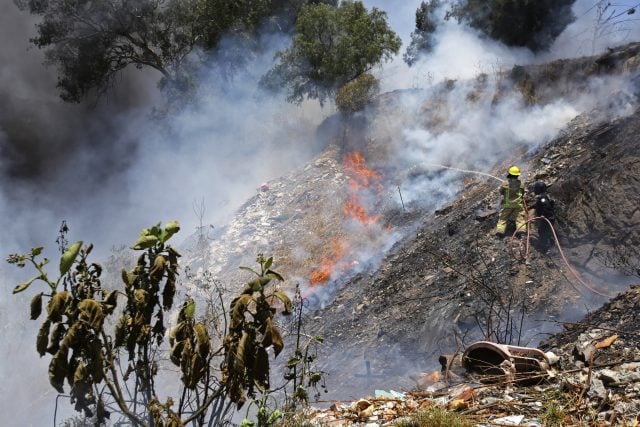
[172,43,640,424]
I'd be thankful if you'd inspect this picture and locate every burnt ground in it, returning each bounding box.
[303,102,640,401]
[176,42,640,419]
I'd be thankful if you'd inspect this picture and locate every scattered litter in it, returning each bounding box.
[374,390,405,400]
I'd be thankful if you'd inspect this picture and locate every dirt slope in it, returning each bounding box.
[304,94,640,401]
[179,43,640,404]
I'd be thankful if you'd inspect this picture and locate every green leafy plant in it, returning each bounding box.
[222,254,292,408]
[15,0,338,102]
[282,285,327,409]
[261,0,401,106]
[445,0,576,52]
[404,0,441,67]
[8,221,298,426]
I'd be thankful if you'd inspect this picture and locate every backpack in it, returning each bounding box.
[534,193,555,220]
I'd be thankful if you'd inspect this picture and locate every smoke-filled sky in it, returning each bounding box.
[1,0,640,424]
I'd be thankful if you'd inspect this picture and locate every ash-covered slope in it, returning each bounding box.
[181,43,640,401]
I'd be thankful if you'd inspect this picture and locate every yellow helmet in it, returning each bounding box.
[508,165,521,176]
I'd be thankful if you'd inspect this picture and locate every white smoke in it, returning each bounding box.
[1,0,640,423]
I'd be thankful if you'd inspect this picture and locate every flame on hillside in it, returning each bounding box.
[308,152,384,287]
[309,238,349,286]
[343,152,382,225]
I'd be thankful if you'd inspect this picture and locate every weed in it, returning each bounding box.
[394,407,473,427]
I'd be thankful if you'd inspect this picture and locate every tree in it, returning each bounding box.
[261,0,401,106]
[589,1,639,54]
[7,221,295,426]
[335,73,380,114]
[14,0,336,102]
[404,0,441,67]
[445,0,577,52]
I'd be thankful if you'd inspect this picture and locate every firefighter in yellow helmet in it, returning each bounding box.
[495,165,526,238]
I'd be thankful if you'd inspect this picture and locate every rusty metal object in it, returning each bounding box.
[462,341,549,384]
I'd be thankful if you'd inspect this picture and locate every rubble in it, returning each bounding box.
[298,283,640,426]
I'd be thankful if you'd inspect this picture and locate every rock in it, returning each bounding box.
[573,343,597,364]
[598,369,620,385]
[588,378,608,400]
[545,351,560,365]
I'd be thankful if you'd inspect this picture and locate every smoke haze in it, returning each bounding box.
[1,0,640,424]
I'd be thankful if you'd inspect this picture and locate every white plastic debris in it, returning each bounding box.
[492,414,525,425]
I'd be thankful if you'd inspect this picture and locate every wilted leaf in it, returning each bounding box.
[13,276,40,294]
[170,340,185,366]
[114,315,128,348]
[262,317,274,348]
[48,291,71,322]
[47,322,66,355]
[60,241,83,276]
[236,331,250,374]
[162,220,180,242]
[188,352,206,389]
[73,362,87,384]
[134,289,148,306]
[184,298,195,319]
[88,340,104,383]
[180,339,193,386]
[49,346,69,393]
[194,323,210,358]
[61,323,82,350]
[101,290,118,314]
[37,320,51,357]
[131,233,158,250]
[272,291,292,315]
[30,292,44,320]
[254,347,270,392]
[149,255,166,283]
[266,270,284,282]
[247,277,271,292]
[230,295,252,330]
[163,271,176,310]
[121,269,137,289]
[78,299,104,330]
[595,334,619,349]
[271,324,284,358]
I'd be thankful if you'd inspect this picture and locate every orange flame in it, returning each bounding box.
[309,238,348,286]
[307,152,383,286]
[342,152,381,224]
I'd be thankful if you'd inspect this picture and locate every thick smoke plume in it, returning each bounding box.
[1,0,640,423]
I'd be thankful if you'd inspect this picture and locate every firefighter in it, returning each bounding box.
[495,165,526,238]
[532,181,556,252]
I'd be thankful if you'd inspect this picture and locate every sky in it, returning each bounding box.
[1,0,639,424]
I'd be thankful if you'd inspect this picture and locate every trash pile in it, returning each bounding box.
[298,287,640,426]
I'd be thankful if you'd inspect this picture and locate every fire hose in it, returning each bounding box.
[418,163,613,298]
[509,207,613,298]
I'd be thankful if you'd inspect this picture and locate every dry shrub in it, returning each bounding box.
[335,73,380,114]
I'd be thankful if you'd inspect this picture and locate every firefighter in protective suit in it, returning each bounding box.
[531,181,555,252]
[495,165,526,238]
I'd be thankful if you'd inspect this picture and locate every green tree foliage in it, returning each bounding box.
[14,0,336,102]
[404,0,441,67]
[7,222,294,426]
[261,0,401,106]
[335,73,380,114]
[445,0,576,52]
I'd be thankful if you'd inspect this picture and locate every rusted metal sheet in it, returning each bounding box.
[461,341,549,384]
